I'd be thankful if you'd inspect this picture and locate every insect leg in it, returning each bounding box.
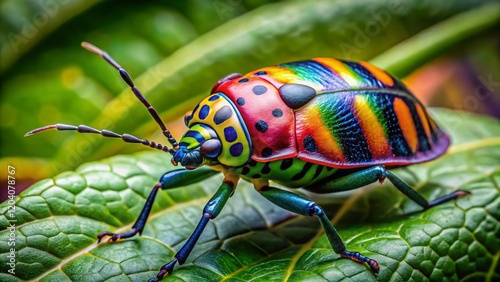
[258,186,380,273]
[98,167,219,243]
[310,166,469,209]
[151,180,235,282]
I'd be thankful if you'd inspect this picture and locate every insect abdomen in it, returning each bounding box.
[295,91,449,168]
[215,58,448,169]
[251,58,449,168]
[232,158,338,188]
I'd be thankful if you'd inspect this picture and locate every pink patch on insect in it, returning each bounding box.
[214,77,298,161]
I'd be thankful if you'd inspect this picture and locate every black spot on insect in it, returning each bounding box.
[312,165,323,179]
[272,109,283,118]
[229,142,243,157]
[303,135,317,153]
[198,105,210,120]
[251,174,261,179]
[241,167,250,175]
[280,159,293,170]
[254,71,267,76]
[184,113,192,126]
[291,162,313,181]
[208,95,220,101]
[213,105,233,125]
[261,163,271,174]
[223,126,237,142]
[252,85,268,95]
[239,78,249,83]
[192,104,199,114]
[262,147,273,157]
[255,120,268,133]
[279,84,316,109]
[248,159,257,167]
[236,97,245,106]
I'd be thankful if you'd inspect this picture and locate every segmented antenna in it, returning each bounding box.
[81,42,179,149]
[25,124,176,155]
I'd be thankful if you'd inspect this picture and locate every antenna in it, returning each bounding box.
[25,124,176,155]
[81,42,179,149]
[25,42,180,159]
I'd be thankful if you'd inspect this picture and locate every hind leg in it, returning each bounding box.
[310,165,469,209]
[258,186,380,273]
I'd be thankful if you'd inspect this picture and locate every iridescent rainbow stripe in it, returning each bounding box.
[248,59,448,168]
[252,58,405,93]
[294,90,448,168]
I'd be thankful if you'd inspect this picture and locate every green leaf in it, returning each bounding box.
[1,109,499,281]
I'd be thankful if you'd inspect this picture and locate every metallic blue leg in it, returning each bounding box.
[310,165,469,209]
[98,167,219,242]
[150,180,235,282]
[98,182,161,242]
[258,186,379,273]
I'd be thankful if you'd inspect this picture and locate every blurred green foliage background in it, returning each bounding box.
[1,0,499,201]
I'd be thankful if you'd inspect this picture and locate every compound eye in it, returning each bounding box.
[200,139,222,159]
[184,111,193,126]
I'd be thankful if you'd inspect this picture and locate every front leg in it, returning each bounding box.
[258,186,380,273]
[98,167,219,242]
[150,179,236,282]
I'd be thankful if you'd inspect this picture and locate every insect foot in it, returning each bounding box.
[425,189,471,209]
[148,259,178,282]
[97,228,139,243]
[340,250,380,273]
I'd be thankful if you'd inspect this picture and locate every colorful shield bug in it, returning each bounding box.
[26,42,469,281]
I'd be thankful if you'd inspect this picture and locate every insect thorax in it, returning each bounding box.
[229,158,338,188]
